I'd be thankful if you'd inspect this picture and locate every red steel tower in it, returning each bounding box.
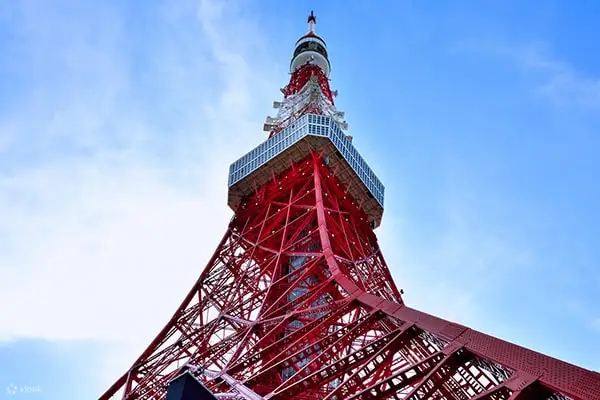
[100,12,600,400]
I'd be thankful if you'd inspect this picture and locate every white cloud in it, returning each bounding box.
[513,45,600,108]
[456,39,600,109]
[377,162,534,329]
[0,0,280,386]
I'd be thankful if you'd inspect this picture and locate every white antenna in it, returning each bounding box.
[307,11,316,34]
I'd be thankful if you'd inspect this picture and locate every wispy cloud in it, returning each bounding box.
[378,160,534,329]
[513,45,600,109]
[0,0,279,386]
[457,39,600,109]
[564,298,600,336]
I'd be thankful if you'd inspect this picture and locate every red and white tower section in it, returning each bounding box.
[100,12,600,400]
[264,12,348,137]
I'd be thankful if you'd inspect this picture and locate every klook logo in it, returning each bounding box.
[5,384,41,395]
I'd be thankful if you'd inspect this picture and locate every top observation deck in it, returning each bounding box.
[228,114,385,227]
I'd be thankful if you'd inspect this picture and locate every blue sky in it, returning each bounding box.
[0,0,599,398]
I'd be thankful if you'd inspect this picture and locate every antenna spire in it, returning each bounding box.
[307,11,316,33]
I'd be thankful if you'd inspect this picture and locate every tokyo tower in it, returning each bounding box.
[100,11,600,400]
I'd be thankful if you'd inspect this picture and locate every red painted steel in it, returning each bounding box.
[99,154,600,399]
[282,64,334,103]
[269,64,334,137]
[99,12,600,400]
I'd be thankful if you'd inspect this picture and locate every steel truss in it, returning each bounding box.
[100,152,600,400]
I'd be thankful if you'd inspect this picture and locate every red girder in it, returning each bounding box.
[282,64,334,103]
[100,153,600,400]
[269,312,394,397]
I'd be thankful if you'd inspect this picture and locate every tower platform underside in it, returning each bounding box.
[228,113,384,227]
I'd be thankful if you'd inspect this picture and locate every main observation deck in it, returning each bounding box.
[228,114,385,227]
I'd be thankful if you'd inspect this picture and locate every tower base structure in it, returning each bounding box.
[100,153,600,400]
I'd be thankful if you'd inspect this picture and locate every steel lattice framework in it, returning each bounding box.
[100,11,600,400]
